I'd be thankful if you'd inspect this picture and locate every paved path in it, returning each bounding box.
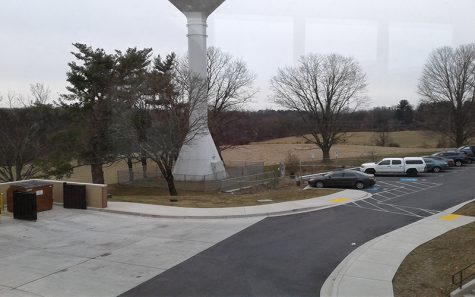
[321,200,475,297]
[102,189,370,218]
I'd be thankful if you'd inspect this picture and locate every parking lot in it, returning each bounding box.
[347,166,471,218]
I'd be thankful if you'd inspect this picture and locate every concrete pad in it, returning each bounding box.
[336,276,393,297]
[40,231,144,258]
[385,228,445,245]
[370,238,419,254]
[0,208,261,297]
[345,260,398,282]
[102,237,212,270]
[18,259,164,297]
[0,287,42,297]
[0,250,87,288]
[357,249,408,266]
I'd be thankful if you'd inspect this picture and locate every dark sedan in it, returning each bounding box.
[432,151,468,167]
[308,170,376,189]
[423,157,450,173]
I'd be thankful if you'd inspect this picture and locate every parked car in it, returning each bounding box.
[424,156,455,167]
[432,151,468,167]
[308,170,375,189]
[423,157,449,173]
[360,157,426,177]
[457,146,475,163]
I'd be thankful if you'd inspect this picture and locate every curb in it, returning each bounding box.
[320,198,475,297]
[90,190,372,220]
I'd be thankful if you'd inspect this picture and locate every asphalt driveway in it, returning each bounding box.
[121,165,475,297]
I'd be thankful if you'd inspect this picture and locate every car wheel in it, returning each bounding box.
[433,166,441,173]
[365,169,376,175]
[315,181,324,188]
[455,160,462,167]
[407,169,418,177]
[355,182,365,189]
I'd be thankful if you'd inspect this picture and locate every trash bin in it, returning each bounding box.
[13,192,37,221]
[63,183,87,209]
[7,181,53,213]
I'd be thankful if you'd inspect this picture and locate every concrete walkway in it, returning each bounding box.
[321,200,475,297]
[100,189,370,219]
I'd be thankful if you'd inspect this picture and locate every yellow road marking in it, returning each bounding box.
[330,198,350,203]
[441,214,462,221]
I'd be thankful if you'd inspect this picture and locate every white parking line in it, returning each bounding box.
[382,204,424,217]
[386,188,413,194]
[356,199,388,212]
[345,203,425,218]
[379,184,442,203]
[382,203,439,215]
[347,177,445,217]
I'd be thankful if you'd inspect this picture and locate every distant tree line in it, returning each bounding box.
[213,100,417,145]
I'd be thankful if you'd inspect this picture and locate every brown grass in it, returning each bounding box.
[255,130,442,148]
[393,202,475,297]
[222,144,437,166]
[108,182,338,208]
[455,201,475,217]
[63,131,442,184]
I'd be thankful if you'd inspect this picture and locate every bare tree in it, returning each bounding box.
[0,92,70,182]
[418,44,475,146]
[271,54,367,160]
[175,47,257,159]
[140,60,209,197]
[30,83,51,105]
[373,130,392,147]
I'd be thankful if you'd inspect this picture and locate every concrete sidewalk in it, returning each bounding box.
[321,200,475,297]
[99,189,370,219]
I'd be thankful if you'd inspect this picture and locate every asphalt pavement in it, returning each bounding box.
[120,165,475,297]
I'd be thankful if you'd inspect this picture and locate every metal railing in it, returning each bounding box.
[452,262,475,289]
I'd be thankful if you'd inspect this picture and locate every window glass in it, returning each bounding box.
[406,160,423,164]
[378,160,390,165]
[344,172,357,178]
[330,172,345,178]
[392,160,402,165]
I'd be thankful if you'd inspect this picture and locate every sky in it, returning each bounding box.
[1,0,474,109]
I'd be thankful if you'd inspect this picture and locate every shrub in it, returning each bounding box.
[285,151,300,177]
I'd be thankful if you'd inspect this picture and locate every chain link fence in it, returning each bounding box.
[116,161,274,192]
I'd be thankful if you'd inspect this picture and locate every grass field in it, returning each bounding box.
[108,180,338,207]
[222,130,442,166]
[393,202,475,297]
[64,130,443,184]
[254,130,443,147]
